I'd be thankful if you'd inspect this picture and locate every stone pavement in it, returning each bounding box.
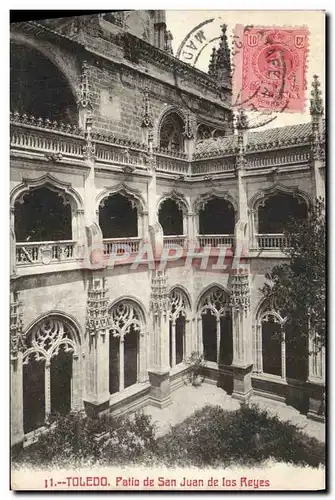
[143,383,325,443]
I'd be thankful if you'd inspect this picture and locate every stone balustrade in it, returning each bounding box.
[155,153,190,175]
[163,236,187,249]
[256,234,288,250]
[198,234,234,247]
[103,237,142,255]
[16,241,77,266]
[10,113,85,159]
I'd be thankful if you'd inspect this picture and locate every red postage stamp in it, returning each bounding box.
[233,25,309,113]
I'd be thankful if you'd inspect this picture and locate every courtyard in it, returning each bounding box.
[144,383,325,443]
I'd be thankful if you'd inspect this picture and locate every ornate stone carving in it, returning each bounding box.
[235,109,249,131]
[229,273,251,312]
[86,278,110,336]
[310,75,324,116]
[109,301,142,339]
[141,89,153,129]
[83,115,96,160]
[194,189,237,214]
[10,291,25,360]
[44,153,63,162]
[183,113,195,140]
[169,288,188,321]
[77,61,93,109]
[199,286,228,317]
[22,316,77,365]
[150,270,170,316]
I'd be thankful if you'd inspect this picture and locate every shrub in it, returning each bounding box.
[156,404,325,468]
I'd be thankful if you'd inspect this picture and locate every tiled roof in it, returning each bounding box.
[195,120,325,155]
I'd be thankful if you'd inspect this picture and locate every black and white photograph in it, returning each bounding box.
[9,8,326,491]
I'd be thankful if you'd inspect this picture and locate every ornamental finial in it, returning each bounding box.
[310,75,324,116]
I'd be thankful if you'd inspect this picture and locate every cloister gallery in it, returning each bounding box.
[10,11,325,448]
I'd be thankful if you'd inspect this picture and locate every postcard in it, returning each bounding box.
[10,9,326,491]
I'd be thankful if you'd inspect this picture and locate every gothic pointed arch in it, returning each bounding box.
[249,183,310,235]
[97,183,146,215]
[197,284,232,366]
[11,175,84,242]
[108,297,147,394]
[194,189,238,215]
[22,312,82,434]
[156,106,187,152]
[194,190,237,236]
[249,183,312,211]
[157,190,190,237]
[10,174,84,212]
[168,286,192,368]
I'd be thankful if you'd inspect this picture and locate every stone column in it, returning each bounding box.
[148,269,171,408]
[84,273,110,417]
[171,320,176,368]
[307,332,325,421]
[309,75,325,201]
[230,272,253,403]
[10,289,25,450]
[83,115,97,227]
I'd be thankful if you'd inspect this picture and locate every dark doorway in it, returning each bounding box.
[202,311,217,362]
[262,319,282,377]
[258,194,308,233]
[159,112,184,152]
[285,323,308,381]
[109,334,120,395]
[99,194,138,238]
[159,199,183,235]
[50,345,72,416]
[199,198,235,234]
[176,315,185,364]
[15,186,72,242]
[124,326,138,388]
[220,313,233,365]
[23,358,45,433]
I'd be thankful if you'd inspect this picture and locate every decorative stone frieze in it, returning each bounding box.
[86,277,110,336]
[77,60,93,110]
[10,291,25,361]
[229,273,251,312]
[150,270,170,316]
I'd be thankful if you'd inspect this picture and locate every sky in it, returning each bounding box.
[166,10,325,130]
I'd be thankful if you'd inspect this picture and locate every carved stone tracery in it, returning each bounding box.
[22,317,77,365]
[199,286,228,318]
[109,301,142,339]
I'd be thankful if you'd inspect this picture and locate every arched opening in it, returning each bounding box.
[109,300,144,394]
[124,326,139,389]
[22,316,78,434]
[202,311,217,362]
[175,315,185,365]
[14,186,72,242]
[159,112,185,152]
[199,198,235,234]
[258,193,308,233]
[23,358,45,434]
[50,345,73,415]
[99,193,138,239]
[10,41,77,124]
[159,199,184,236]
[199,287,232,365]
[197,124,212,141]
[261,316,283,377]
[169,288,189,368]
